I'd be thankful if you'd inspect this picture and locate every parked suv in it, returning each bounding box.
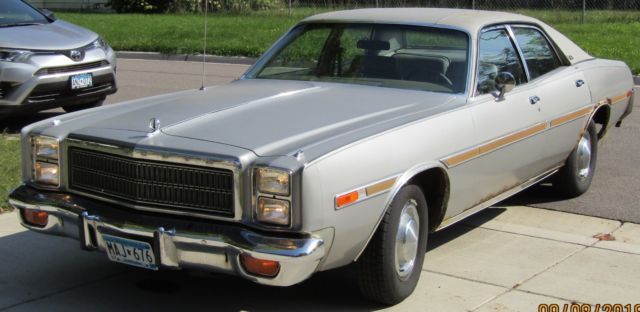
[0,0,117,115]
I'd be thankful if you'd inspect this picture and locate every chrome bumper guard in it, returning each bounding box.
[9,185,330,287]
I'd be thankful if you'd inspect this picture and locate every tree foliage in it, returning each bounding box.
[107,0,282,13]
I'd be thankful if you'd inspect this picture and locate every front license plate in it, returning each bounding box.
[70,73,93,90]
[102,234,158,270]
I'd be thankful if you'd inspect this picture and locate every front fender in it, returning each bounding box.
[352,161,450,262]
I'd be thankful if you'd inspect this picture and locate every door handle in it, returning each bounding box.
[575,79,585,87]
[529,96,541,105]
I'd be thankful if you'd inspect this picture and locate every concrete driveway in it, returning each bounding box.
[1,206,639,311]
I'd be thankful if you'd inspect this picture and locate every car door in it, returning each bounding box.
[510,25,593,170]
[445,26,549,216]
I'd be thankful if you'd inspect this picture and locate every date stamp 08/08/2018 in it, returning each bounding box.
[539,304,640,312]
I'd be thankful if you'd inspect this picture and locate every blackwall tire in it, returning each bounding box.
[356,185,429,305]
[552,121,598,198]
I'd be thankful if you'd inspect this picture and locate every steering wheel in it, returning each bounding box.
[404,69,454,88]
[437,72,454,88]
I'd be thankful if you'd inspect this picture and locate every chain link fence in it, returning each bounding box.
[286,0,640,10]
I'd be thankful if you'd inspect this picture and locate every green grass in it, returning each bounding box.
[0,135,21,213]
[57,10,640,74]
[554,22,640,75]
[58,12,303,57]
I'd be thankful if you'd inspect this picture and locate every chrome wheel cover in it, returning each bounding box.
[395,199,420,280]
[577,133,592,180]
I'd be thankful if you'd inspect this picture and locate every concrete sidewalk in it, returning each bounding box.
[1,206,639,311]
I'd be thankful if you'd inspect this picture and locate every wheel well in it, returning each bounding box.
[407,168,450,233]
[592,105,610,140]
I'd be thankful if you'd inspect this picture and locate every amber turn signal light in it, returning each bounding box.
[335,191,359,209]
[240,254,280,278]
[22,209,49,227]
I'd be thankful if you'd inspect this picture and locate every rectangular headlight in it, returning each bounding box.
[255,167,290,196]
[31,135,60,186]
[34,161,59,186]
[34,136,59,160]
[257,197,290,226]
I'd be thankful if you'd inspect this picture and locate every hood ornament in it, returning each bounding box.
[148,118,160,137]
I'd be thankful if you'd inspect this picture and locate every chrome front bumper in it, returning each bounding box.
[8,185,330,287]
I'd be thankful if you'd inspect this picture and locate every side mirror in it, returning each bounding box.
[493,72,516,101]
[41,9,56,21]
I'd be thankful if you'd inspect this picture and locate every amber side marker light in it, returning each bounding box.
[336,191,359,209]
[22,209,49,227]
[240,254,280,278]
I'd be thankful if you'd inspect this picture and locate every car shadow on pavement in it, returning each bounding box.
[0,209,506,311]
[427,207,507,252]
[499,182,567,206]
[0,112,62,134]
[0,229,378,311]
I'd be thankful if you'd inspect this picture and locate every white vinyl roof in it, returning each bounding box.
[303,8,592,64]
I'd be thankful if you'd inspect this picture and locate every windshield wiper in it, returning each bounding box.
[0,22,42,28]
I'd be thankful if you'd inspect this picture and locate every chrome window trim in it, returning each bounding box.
[505,25,532,82]
[243,21,473,97]
[63,138,244,222]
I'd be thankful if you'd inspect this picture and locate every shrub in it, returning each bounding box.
[108,0,283,13]
[107,0,172,13]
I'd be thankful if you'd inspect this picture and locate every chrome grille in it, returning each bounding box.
[68,148,235,216]
[35,61,109,75]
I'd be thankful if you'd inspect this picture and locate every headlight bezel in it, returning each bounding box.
[31,135,61,188]
[253,166,293,228]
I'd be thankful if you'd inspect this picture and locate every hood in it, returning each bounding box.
[0,20,97,50]
[76,79,457,157]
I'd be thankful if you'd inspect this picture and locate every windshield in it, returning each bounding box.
[0,0,48,27]
[250,23,469,94]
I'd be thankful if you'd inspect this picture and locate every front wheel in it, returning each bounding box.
[552,121,598,197]
[356,185,429,305]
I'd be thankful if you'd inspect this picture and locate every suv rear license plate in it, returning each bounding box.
[102,234,158,270]
[70,73,93,90]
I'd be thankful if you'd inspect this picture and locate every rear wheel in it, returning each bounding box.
[356,185,429,305]
[63,99,104,113]
[552,121,598,197]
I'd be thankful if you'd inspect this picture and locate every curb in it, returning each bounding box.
[116,51,257,65]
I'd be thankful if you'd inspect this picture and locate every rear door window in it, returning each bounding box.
[512,27,562,80]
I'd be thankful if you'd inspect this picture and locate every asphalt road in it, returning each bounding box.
[1,58,639,223]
